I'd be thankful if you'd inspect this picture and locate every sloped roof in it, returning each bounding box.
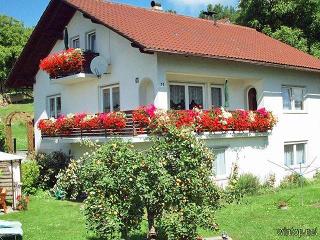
[7,0,320,87]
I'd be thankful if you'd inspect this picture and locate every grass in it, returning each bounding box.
[1,182,320,240]
[0,102,33,150]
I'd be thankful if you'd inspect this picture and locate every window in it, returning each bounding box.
[71,36,80,48]
[247,88,257,111]
[47,95,61,118]
[282,86,305,111]
[211,85,223,108]
[102,85,120,112]
[284,142,306,166]
[213,149,226,177]
[169,84,204,110]
[86,31,96,52]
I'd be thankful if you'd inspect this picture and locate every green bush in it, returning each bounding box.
[0,121,6,152]
[36,151,70,189]
[21,160,40,195]
[53,159,84,200]
[280,173,307,189]
[225,163,243,203]
[236,173,261,196]
[81,141,144,239]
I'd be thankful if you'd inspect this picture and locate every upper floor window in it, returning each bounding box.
[211,85,223,108]
[102,85,120,112]
[47,95,61,118]
[71,36,80,49]
[282,86,305,111]
[86,31,96,52]
[169,83,204,110]
[284,142,306,166]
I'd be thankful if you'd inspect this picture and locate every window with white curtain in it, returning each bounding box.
[211,86,223,108]
[102,85,120,112]
[71,36,80,48]
[213,149,226,177]
[86,31,96,52]
[169,84,204,110]
[284,143,306,166]
[282,86,305,111]
[47,95,61,118]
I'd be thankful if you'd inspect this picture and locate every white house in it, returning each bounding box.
[7,0,320,186]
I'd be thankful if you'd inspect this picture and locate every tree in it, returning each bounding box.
[199,4,238,22]
[141,127,221,239]
[0,15,32,92]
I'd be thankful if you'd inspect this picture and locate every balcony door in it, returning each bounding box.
[248,87,257,111]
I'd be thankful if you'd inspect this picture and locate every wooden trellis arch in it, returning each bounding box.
[5,112,34,153]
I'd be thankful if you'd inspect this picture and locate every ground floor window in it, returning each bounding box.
[284,142,306,166]
[101,85,120,112]
[47,95,61,118]
[212,148,226,177]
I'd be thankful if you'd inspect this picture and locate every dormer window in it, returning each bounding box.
[71,36,80,49]
[86,31,96,52]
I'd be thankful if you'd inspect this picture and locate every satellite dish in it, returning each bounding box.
[90,56,108,77]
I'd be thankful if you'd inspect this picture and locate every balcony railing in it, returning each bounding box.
[39,108,276,139]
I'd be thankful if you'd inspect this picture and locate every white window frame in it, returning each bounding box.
[70,36,80,49]
[100,85,120,112]
[211,147,228,180]
[168,83,205,110]
[282,85,306,113]
[284,141,307,168]
[210,84,224,108]
[86,30,96,52]
[47,95,61,118]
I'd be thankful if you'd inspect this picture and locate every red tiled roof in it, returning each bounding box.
[64,0,320,71]
[6,0,320,88]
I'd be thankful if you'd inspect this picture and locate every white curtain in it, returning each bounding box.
[170,85,185,109]
[292,88,304,110]
[188,86,203,109]
[214,149,226,176]
[211,87,222,108]
[282,87,292,110]
[296,144,305,164]
[103,88,111,112]
[112,87,120,111]
[284,145,294,166]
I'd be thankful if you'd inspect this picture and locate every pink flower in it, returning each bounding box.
[146,104,157,118]
[257,108,268,117]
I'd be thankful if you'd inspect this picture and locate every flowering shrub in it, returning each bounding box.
[39,48,84,78]
[38,112,127,136]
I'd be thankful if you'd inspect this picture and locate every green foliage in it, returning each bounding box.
[21,160,40,195]
[36,151,70,190]
[236,0,320,57]
[81,141,144,239]
[225,163,242,203]
[236,173,261,196]
[144,127,220,239]
[0,120,6,152]
[53,159,84,200]
[0,15,32,91]
[199,4,238,22]
[268,26,308,52]
[280,173,308,189]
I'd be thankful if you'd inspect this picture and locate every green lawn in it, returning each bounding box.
[0,103,34,150]
[1,182,319,240]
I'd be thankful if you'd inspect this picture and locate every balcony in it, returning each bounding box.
[39,49,99,85]
[38,107,276,142]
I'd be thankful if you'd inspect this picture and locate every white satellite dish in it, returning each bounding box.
[90,56,108,77]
